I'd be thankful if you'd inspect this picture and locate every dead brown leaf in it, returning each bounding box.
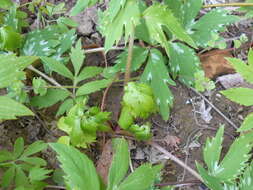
[200,50,235,79]
[96,140,113,185]
[163,135,181,149]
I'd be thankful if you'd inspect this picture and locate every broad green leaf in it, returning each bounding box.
[76,66,103,83]
[118,164,161,190]
[0,96,34,120]
[111,46,149,73]
[13,137,24,159]
[107,138,129,190]
[221,88,253,106]
[70,0,99,16]
[0,54,37,88]
[1,166,15,187]
[164,0,183,22]
[103,0,141,51]
[50,143,100,190]
[215,131,253,181]
[32,77,47,96]
[107,0,127,21]
[56,98,74,116]
[226,57,253,84]
[190,9,239,47]
[76,79,111,96]
[181,0,202,27]
[71,39,85,76]
[248,48,253,66]
[41,57,73,80]
[196,162,223,190]
[143,4,196,56]
[21,141,47,158]
[15,166,29,186]
[237,113,253,132]
[203,126,224,174]
[0,0,13,9]
[168,42,201,86]
[31,89,70,109]
[0,26,22,51]
[141,49,175,121]
[29,167,52,182]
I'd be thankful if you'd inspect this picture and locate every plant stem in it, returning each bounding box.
[124,26,135,85]
[203,3,253,8]
[84,46,125,54]
[149,142,203,182]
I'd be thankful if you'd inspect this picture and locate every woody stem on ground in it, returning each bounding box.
[124,25,135,85]
[203,3,253,8]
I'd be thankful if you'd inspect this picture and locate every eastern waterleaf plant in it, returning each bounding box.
[196,125,253,189]
[57,98,111,148]
[30,39,111,116]
[50,138,168,190]
[221,49,253,132]
[0,137,51,190]
[118,82,157,140]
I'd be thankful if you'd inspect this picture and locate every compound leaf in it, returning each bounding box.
[107,138,129,190]
[0,96,34,120]
[71,39,85,76]
[141,49,175,121]
[21,140,47,158]
[50,143,100,190]
[13,137,24,159]
[76,66,103,83]
[221,88,253,106]
[168,42,201,86]
[31,89,70,109]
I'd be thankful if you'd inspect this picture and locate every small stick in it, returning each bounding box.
[203,3,253,8]
[190,87,238,129]
[149,141,203,182]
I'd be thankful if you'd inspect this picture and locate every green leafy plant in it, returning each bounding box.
[57,98,111,148]
[0,137,51,190]
[50,138,171,190]
[196,125,253,189]
[221,48,253,132]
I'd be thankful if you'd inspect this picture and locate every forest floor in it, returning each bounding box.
[1,0,253,190]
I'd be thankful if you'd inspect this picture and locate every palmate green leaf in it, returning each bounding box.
[190,9,239,47]
[168,42,201,86]
[20,140,47,158]
[203,126,224,175]
[0,96,34,120]
[31,89,70,109]
[103,0,141,51]
[29,167,52,182]
[1,165,15,188]
[0,54,37,88]
[76,79,111,96]
[118,164,162,190]
[0,150,13,162]
[237,112,253,132]
[41,57,73,80]
[50,143,100,190]
[215,131,253,181]
[226,57,253,84]
[143,4,196,56]
[196,162,223,190]
[76,66,103,83]
[71,39,85,76]
[107,138,129,190]
[141,49,175,121]
[13,137,24,159]
[221,88,253,106]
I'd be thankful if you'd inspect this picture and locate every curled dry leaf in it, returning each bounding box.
[163,135,181,149]
[96,140,113,184]
[200,50,235,79]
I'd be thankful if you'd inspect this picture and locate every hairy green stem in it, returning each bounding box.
[203,3,253,8]
[124,26,135,85]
